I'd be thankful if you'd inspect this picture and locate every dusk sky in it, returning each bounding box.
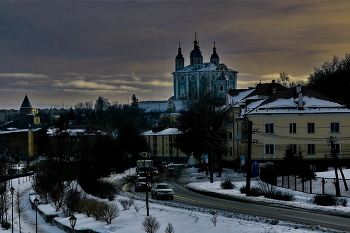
[1,1,350,109]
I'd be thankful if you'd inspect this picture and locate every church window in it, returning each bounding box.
[190,75,196,82]
[211,75,216,81]
[201,75,206,81]
[219,85,224,91]
[180,76,185,82]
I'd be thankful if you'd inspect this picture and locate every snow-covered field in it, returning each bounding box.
[1,167,349,233]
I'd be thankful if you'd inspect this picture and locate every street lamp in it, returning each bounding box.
[69,215,77,233]
[10,186,15,233]
[236,116,252,196]
[34,197,39,233]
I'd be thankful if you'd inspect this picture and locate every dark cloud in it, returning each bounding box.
[1,0,350,109]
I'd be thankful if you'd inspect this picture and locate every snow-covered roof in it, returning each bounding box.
[247,86,350,115]
[47,128,107,136]
[142,127,182,136]
[174,62,238,73]
[226,89,255,107]
[0,129,28,135]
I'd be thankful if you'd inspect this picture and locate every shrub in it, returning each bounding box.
[337,197,347,207]
[239,185,246,194]
[1,221,11,230]
[239,185,262,196]
[78,176,118,199]
[165,223,175,233]
[270,190,295,202]
[311,194,337,206]
[80,197,98,217]
[101,202,120,224]
[220,179,235,189]
[64,186,83,215]
[119,198,134,210]
[134,203,141,213]
[142,216,161,233]
[211,214,217,227]
[92,201,109,220]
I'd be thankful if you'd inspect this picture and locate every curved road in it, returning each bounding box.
[132,168,350,232]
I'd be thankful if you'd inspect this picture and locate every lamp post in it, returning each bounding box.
[142,152,150,216]
[10,186,15,233]
[236,117,252,196]
[34,197,39,233]
[69,215,77,233]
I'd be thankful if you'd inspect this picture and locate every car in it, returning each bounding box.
[152,167,159,176]
[162,161,169,169]
[151,183,174,200]
[135,177,151,192]
[166,168,177,176]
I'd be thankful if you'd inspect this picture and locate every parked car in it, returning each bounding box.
[135,177,151,192]
[166,167,177,177]
[153,167,159,176]
[151,183,174,200]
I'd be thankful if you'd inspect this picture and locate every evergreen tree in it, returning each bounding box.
[130,94,139,107]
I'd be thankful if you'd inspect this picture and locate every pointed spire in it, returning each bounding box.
[210,41,219,63]
[176,42,184,60]
[21,94,32,108]
[193,32,200,50]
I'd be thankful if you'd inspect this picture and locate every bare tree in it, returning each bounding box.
[15,189,28,233]
[142,216,160,233]
[102,202,120,224]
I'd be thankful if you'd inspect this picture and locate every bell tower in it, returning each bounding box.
[175,43,184,71]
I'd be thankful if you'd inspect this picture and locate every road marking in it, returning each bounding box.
[174,195,272,215]
[174,195,350,229]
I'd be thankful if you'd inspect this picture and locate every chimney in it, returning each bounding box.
[296,85,304,109]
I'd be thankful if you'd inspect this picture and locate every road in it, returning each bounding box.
[132,167,350,232]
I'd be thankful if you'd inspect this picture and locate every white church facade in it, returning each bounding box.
[172,35,238,102]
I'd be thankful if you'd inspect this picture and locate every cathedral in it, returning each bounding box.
[172,34,238,102]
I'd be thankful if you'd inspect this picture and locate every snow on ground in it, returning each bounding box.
[1,167,348,233]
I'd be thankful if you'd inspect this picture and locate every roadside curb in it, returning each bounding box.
[185,185,350,219]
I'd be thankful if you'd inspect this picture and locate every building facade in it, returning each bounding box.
[142,128,187,163]
[233,85,350,171]
[223,81,289,167]
[172,35,238,103]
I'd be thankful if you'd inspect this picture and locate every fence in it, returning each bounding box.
[276,175,350,197]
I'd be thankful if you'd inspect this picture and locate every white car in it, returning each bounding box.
[151,183,174,200]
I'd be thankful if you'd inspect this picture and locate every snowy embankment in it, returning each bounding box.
[186,167,350,218]
[3,167,349,233]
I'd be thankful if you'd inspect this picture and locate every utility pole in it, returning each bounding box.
[246,121,252,196]
[329,136,341,197]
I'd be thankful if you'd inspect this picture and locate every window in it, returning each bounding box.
[190,75,196,82]
[219,85,224,91]
[307,123,315,133]
[289,144,297,154]
[309,165,316,172]
[228,147,233,157]
[265,123,274,134]
[308,144,315,155]
[180,76,185,82]
[330,122,340,133]
[228,132,233,140]
[265,144,274,155]
[289,123,296,134]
